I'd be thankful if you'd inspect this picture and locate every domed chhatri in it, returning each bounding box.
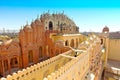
[102,26,109,33]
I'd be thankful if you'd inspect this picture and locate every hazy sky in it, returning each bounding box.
[0,0,120,32]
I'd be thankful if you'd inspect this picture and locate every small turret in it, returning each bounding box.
[102,26,109,33]
[102,26,109,37]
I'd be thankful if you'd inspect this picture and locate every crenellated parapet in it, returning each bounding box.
[43,51,89,80]
[0,50,72,80]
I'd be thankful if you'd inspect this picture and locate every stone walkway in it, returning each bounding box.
[108,59,120,69]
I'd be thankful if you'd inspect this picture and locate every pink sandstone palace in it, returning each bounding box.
[0,13,79,76]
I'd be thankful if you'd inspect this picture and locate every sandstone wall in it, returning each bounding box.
[108,39,120,61]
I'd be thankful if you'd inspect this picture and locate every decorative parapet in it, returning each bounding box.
[105,66,120,77]
[43,51,89,80]
[0,34,102,80]
[0,50,72,80]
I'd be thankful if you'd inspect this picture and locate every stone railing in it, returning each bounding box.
[105,67,120,76]
[0,34,101,80]
[104,66,120,80]
[0,50,72,80]
[43,51,90,80]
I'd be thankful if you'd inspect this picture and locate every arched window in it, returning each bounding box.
[28,50,33,64]
[101,39,103,45]
[65,40,69,46]
[60,26,62,32]
[10,58,18,68]
[49,21,53,30]
[58,21,60,26]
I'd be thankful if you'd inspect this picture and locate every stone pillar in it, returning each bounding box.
[105,38,109,67]
[22,50,28,68]
[33,47,39,63]
[74,39,77,48]
[46,45,49,57]
[17,57,20,69]
[8,59,11,74]
[2,60,5,76]
[43,46,46,58]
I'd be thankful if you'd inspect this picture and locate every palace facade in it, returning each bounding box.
[0,13,80,76]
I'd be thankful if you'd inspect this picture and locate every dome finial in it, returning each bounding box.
[102,26,109,33]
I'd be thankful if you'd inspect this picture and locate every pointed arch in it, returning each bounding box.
[49,21,53,30]
[65,40,69,46]
[28,50,33,64]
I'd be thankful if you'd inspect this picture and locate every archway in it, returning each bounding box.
[65,40,69,46]
[10,58,18,68]
[70,39,74,48]
[101,39,103,45]
[49,21,53,30]
[28,50,33,64]
[10,57,18,72]
[60,25,63,32]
